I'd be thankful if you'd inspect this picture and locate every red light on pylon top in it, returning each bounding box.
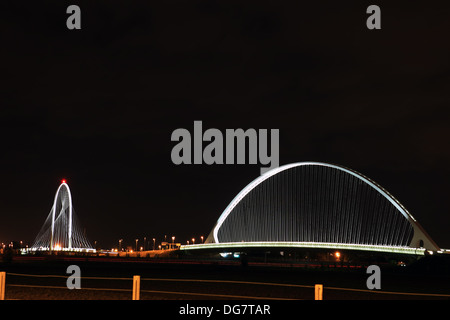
[61,179,67,184]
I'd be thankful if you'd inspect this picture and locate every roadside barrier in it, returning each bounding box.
[2,271,450,300]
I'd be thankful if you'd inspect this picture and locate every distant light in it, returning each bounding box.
[61,179,67,184]
[335,251,341,259]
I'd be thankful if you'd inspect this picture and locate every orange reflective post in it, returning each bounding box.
[0,272,6,300]
[315,284,323,300]
[132,275,140,300]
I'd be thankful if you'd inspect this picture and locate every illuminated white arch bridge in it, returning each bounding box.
[30,180,95,253]
[181,162,441,256]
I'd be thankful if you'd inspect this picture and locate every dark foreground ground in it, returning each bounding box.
[2,254,450,301]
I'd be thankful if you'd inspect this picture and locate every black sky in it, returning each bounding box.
[1,1,450,249]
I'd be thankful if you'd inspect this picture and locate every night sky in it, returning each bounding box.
[1,1,449,250]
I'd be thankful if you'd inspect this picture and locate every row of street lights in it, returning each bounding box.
[186,236,204,245]
[118,235,205,252]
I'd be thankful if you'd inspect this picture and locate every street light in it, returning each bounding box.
[172,236,175,249]
[135,239,139,251]
[335,251,341,260]
[201,236,204,243]
[119,239,123,251]
[152,238,156,251]
[192,238,195,245]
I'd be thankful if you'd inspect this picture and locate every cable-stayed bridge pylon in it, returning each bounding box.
[30,180,95,253]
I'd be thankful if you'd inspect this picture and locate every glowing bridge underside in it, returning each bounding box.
[182,162,439,256]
